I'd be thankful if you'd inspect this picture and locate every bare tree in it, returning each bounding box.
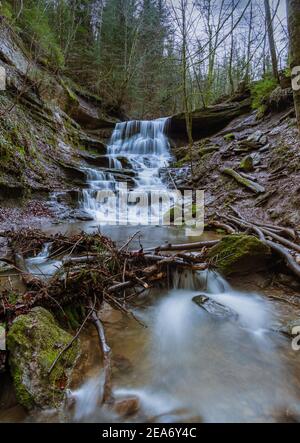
[287,0,300,134]
[264,0,279,81]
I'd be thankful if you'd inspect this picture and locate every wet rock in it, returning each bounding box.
[192,295,238,320]
[54,190,81,206]
[276,273,300,290]
[240,155,254,172]
[279,319,300,338]
[78,134,107,154]
[268,86,294,112]
[67,94,117,130]
[114,396,140,417]
[57,162,87,185]
[240,153,261,172]
[223,133,235,142]
[169,98,251,141]
[0,260,14,272]
[0,27,30,76]
[247,130,267,145]
[70,210,94,221]
[7,307,80,410]
[112,354,133,374]
[98,303,123,324]
[259,143,271,153]
[208,234,272,276]
[80,153,131,169]
[236,131,268,152]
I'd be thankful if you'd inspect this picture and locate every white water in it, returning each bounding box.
[25,243,61,279]
[81,118,173,224]
[71,269,300,423]
[66,118,300,423]
[11,119,299,423]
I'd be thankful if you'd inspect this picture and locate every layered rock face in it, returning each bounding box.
[0,25,117,200]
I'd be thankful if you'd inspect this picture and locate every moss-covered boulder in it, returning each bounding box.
[7,307,80,410]
[208,234,272,276]
[240,155,254,172]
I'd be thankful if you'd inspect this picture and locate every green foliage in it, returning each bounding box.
[251,76,277,111]
[0,1,13,19]
[21,2,64,68]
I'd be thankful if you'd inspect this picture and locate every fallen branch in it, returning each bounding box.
[265,240,300,279]
[207,220,236,234]
[222,214,300,280]
[222,168,265,194]
[142,240,219,253]
[48,298,96,375]
[90,303,113,405]
[14,253,44,289]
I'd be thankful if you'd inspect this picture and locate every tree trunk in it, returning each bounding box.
[264,0,279,82]
[287,0,300,134]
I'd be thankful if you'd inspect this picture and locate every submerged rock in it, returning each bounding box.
[208,234,272,276]
[114,396,140,418]
[7,307,80,410]
[280,319,300,338]
[192,295,238,320]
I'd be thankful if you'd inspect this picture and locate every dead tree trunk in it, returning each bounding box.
[287,0,300,134]
[264,0,279,82]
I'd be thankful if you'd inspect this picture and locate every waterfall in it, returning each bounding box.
[81,118,173,223]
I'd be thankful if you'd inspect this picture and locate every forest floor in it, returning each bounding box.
[171,108,300,229]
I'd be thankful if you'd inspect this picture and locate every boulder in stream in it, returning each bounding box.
[114,396,140,418]
[192,295,238,320]
[7,307,80,410]
[208,234,272,276]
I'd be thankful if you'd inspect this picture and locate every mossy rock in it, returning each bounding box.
[208,234,272,276]
[7,307,80,410]
[224,133,235,142]
[240,155,254,172]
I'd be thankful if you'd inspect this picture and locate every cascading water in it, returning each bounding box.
[70,268,300,423]
[81,118,173,224]
[18,118,299,424]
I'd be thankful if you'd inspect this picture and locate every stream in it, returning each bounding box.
[1,118,300,423]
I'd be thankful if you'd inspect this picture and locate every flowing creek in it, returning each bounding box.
[1,118,300,423]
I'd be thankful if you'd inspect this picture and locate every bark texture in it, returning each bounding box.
[287,0,300,133]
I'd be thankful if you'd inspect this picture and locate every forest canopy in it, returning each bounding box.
[1,1,290,118]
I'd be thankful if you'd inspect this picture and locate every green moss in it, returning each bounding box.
[173,153,190,168]
[251,76,278,111]
[198,146,219,156]
[224,133,235,142]
[13,366,35,409]
[208,234,272,276]
[0,1,13,19]
[240,155,254,172]
[7,307,80,409]
[7,291,20,305]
